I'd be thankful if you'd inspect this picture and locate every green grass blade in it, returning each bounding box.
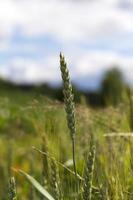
[19,170,55,200]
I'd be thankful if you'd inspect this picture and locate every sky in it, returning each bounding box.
[0,0,133,90]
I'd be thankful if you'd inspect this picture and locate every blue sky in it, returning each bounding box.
[0,0,133,90]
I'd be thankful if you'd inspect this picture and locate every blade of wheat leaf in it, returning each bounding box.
[18,170,55,200]
[33,146,83,181]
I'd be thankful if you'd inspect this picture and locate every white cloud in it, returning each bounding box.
[68,50,133,87]
[1,51,133,89]
[0,0,133,88]
[0,55,60,84]
[0,0,133,42]
[17,1,133,41]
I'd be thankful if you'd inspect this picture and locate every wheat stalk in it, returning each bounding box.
[60,53,77,177]
[41,136,49,187]
[40,135,50,200]
[33,146,83,181]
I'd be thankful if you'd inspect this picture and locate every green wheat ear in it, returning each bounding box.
[82,139,96,200]
[9,177,17,200]
[50,158,62,200]
[60,53,77,176]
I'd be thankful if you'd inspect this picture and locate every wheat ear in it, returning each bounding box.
[60,53,77,177]
[9,177,17,200]
[82,139,96,200]
[50,158,62,200]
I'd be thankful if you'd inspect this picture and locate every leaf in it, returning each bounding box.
[19,170,55,200]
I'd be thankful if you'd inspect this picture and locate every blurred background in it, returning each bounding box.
[0,0,133,106]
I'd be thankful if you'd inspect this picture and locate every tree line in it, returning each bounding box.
[0,67,129,107]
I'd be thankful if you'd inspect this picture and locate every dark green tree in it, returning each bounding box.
[101,67,125,106]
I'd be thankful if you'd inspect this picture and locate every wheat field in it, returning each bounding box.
[0,55,133,200]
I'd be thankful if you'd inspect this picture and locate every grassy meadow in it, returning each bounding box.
[1,56,133,200]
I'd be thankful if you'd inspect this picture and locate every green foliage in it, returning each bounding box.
[126,87,133,131]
